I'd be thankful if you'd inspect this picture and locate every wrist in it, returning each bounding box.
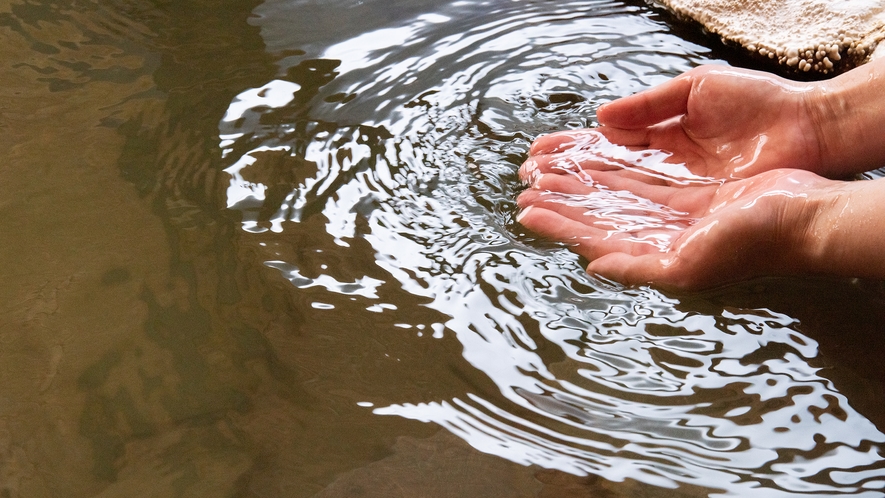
[800,178,885,279]
[807,59,885,177]
[795,180,849,274]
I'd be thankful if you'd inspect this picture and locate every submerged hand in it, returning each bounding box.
[517,167,838,290]
[530,65,828,181]
[516,59,885,289]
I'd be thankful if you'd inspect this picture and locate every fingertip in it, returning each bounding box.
[529,132,564,156]
[528,133,555,156]
[595,101,614,124]
[515,205,563,235]
[518,158,539,185]
[586,252,629,281]
[528,133,546,155]
[595,96,634,127]
[595,102,634,128]
[515,205,533,224]
[515,189,536,208]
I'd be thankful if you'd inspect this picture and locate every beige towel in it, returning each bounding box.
[656,0,885,73]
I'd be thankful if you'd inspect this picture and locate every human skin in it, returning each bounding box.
[517,168,885,290]
[528,57,885,181]
[516,58,885,290]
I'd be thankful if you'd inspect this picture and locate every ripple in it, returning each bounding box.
[221,0,885,494]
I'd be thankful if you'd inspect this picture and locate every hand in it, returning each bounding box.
[516,60,885,289]
[530,65,828,181]
[516,166,832,290]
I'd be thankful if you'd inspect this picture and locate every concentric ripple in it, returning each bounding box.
[221,0,885,495]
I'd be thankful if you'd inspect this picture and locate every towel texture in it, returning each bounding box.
[657,0,885,73]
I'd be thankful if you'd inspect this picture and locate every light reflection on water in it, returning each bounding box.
[222,0,885,495]
[3,0,884,495]
[520,131,721,250]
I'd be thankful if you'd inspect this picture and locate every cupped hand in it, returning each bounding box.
[516,167,832,290]
[529,65,830,181]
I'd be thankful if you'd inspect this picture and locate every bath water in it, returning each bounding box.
[2,0,884,496]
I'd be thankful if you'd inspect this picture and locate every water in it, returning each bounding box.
[519,130,721,252]
[2,0,885,496]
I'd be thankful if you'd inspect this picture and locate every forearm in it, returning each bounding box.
[811,57,885,177]
[802,176,885,279]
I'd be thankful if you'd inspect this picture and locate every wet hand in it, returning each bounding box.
[516,167,832,290]
[530,65,826,181]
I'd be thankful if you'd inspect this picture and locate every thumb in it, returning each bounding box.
[597,72,694,129]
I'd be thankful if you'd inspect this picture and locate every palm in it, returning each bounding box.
[516,168,827,290]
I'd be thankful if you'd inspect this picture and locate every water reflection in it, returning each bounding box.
[2,0,884,496]
[223,0,885,495]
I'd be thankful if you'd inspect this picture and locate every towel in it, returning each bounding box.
[657,0,885,73]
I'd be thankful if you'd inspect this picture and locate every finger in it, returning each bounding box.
[524,170,714,223]
[529,129,606,156]
[519,190,691,248]
[516,206,659,261]
[587,250,728,291]
[517,185,592,209]
[594,126,651,148]
[530,172,689,211]
[518,157,543,185]
[586,252,675,287]
[596,72,694,129]
[525,126,708,184]
[517,177,617,220]
[523,145,661,177]
[519,153,624,184]
[529,127,654,156]
[522,148,683,190]
[518,187,620,225]
[598,116,692,151]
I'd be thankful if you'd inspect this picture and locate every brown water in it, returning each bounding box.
[2,0,885,496]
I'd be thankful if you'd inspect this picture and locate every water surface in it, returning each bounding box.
[2,0,885,496]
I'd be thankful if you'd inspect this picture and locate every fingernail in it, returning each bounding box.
[516,206,532,223]
[519,160,538,186]
[529,134,548,154]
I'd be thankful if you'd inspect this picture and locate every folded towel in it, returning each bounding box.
[657,0,885,73]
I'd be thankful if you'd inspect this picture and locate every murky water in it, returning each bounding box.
[3,0,885,496]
